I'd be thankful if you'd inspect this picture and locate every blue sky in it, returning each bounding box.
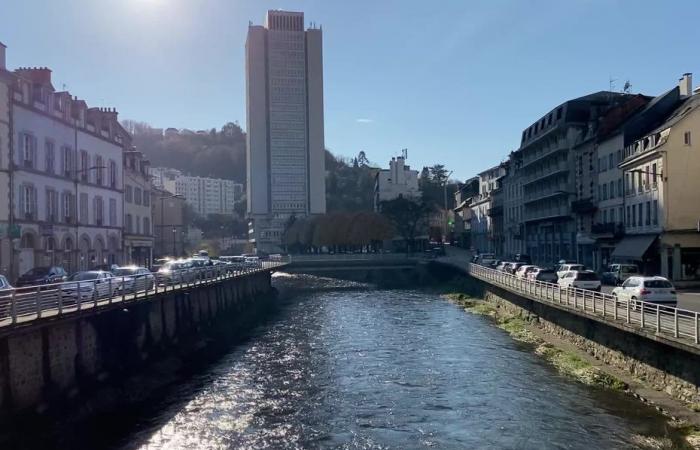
[2,0,700,180]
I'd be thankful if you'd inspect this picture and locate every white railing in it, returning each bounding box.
[289,253,417,262]
[0,260,288,329]
[467,263,700,346]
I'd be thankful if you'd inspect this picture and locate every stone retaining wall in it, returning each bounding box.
[483,284,700,406]
[0,271,273,416]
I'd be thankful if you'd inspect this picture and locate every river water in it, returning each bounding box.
[80,273,677,450]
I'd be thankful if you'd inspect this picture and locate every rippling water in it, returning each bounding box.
[93,273,676,450]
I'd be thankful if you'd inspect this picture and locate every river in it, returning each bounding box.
[77,273,674,450]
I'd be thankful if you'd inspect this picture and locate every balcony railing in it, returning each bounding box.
[591,222,624,237]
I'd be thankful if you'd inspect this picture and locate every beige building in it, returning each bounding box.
[617,75,700,282]
[0,43,13,277]
[246,10,326,252]
[373,156,419,211]
[124,150,153,267]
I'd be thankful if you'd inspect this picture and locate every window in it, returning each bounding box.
[626,206,631,225]
[95,156,103,185]
[45,140,55,174]
[609,181,615,199]
[94,197,104,225]
[645,201,651,226]
[80,193,88,224]
[684,131,692,146]
[143,190,150,206]
[652,163,658,187]
[556,107,563,120]
[80,150,89,181]
[653,200,658,225]
[125,214,133,233]
[644,165,650,189]
[134,187,142,205]
[20,133,36,168]
[616,149,622,163]
[617,178,622,197]
[610,208,616,223]
[62,146,73,177]
[608,153,614,170]
[136,215,141,234]
[602,184,608,200]
[637,171,643,193]
[603,209,608,224]
[19,184,36,219]
[125,185,133,203]
[638,202,643,225]
[109,198,117,226]
[109,160,117,188]
[46,189,58,222]
[143,217,150,235]
[632,204,637,226]
[61,192,73,223]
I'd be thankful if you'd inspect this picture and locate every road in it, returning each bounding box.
[601,285,700,312]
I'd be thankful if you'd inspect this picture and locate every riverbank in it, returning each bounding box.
[443,290,700,449]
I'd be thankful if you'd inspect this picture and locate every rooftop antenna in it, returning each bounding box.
[609,76,617,92]
[402,148,408,159]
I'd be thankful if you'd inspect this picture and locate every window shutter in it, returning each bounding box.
[31,135,37,164]
[18,186,25,216]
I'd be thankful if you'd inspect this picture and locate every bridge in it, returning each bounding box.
[286,253,422,272]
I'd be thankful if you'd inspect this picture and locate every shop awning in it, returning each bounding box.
[611,234,657,260]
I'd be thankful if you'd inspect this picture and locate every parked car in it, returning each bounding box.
[612,276,677,308]
[245,256,261,268]
[514,265,537,279]
[15,266,68,287]
[503,262,524,274]
[528,268,559,283]
[476,253,497,267]
[602,264,640,286]
[556,264,586,279]
[495,261,508,272]
[221,256,247,271]
[61,271,117,302]
[112,266,155,293]
[0,275,14,318]
[557,270,601,292]
[157,260,196,285]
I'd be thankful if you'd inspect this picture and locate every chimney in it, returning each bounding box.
[0,42,6,70]
[679,73,693,97]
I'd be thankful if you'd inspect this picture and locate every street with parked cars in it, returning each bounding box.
[0,251,278,323]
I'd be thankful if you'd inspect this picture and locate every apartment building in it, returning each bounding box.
[124,150,153,267]
[517,92,633,265]
[164,174,237,217]
[0,43,12,277]
[618,76,700,282]
[373,156,419,211]
[0,57,127,278]
[470,164,505,254]
[502,151,524,257]
[453,177,479,248]
[246,10,326,251]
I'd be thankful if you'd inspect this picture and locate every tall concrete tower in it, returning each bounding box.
[245,10,326,251]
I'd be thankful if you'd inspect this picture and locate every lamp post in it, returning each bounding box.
[172,227,177,257]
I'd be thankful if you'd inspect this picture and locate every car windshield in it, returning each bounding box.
[69,272,100,281]
[621,266,638,274]
[644,280,673,288]
[113,268,138,276]
[576,272,599,281]
[24,267,50,276]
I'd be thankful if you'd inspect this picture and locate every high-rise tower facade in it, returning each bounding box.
[246,10,326,251]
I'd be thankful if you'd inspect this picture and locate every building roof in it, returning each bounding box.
[647,92,700,135]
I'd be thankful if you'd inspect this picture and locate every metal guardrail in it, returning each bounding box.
[0,260,288,329]
[467,263,700,347]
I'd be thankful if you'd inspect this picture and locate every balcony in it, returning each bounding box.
[591,222,624,238]
[571,198,597,214]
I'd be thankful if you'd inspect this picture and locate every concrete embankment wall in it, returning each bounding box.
[0,271,274,417]
[482,283,700,405]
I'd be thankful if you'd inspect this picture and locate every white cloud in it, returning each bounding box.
[356,118,374,123]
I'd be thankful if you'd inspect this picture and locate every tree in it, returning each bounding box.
[429,164,449,185]
[380,197,433,253]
